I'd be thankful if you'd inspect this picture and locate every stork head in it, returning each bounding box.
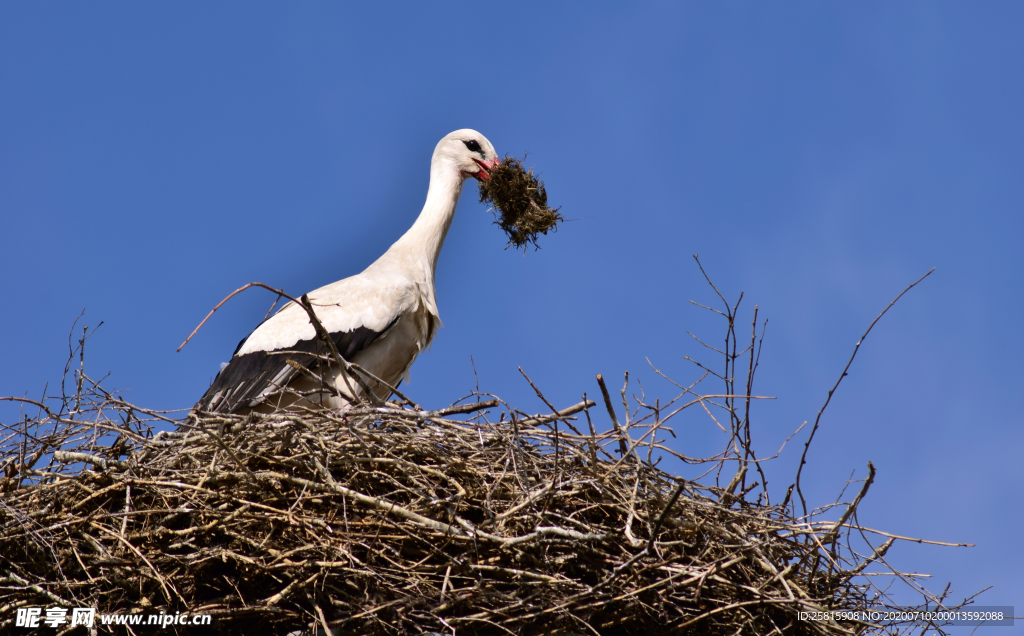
[433,129,500,182]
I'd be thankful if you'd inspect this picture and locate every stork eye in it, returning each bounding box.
[462,139,482,153]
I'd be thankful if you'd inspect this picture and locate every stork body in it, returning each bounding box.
[194,130,499,414]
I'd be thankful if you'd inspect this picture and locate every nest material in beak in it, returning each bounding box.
[478,154,563,250]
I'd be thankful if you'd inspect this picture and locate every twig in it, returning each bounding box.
[596,374,629,457]
[178,282,296,352]
[795,268,935,516]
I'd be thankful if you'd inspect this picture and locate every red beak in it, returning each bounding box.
[473,157,501,181]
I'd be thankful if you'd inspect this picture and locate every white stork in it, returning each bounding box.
[194,129,500,414]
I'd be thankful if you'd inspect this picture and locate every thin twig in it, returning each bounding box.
[795,268,935,516]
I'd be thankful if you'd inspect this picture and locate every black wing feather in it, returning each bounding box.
[194,319,397,413]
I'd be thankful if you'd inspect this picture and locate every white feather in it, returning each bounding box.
[211,129,499,412]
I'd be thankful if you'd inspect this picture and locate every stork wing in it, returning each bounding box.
[193,321,396,413]
[193,275,418,414]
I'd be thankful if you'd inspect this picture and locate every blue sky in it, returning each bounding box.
[2,2,1021,625]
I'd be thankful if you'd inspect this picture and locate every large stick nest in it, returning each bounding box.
[0,390,951,636]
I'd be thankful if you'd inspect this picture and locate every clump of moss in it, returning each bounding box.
[478,154,563,250]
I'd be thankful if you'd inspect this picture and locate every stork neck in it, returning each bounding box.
[391,164,465,278]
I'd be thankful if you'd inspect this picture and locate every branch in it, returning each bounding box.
[795,268,934,516]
